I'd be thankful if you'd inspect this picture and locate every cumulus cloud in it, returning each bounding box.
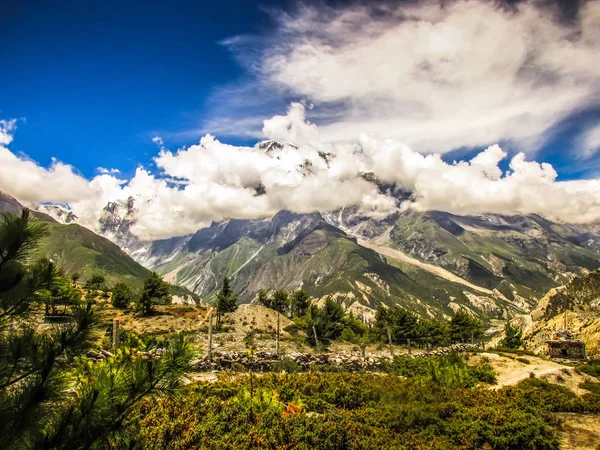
[261,102,320,145]
[360,135,600,222]
[232,0,600,153]
[2,106,600,242]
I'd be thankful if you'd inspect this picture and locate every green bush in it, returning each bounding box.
[130,371,573,450]
[383,353,496,386]
[111,281,134,309]
[577,359,600,377]
[271,357,302,373]
[468,362,497,384]
[579,381,600,396]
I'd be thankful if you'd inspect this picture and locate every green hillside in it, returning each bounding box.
[36,221,151,288]
[388,211,600,298]
[0,191,197,296]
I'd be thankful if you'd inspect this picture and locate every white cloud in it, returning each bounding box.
[3,106,600,242]
[245,0,600,154]
[579,124,600,158]
[152,136,164,146]
[262,102,319,145]
[97,167,121,174]
[0,119,17,145]
[360,134,600,222]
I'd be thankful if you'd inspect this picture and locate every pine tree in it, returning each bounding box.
[257,289,269,308]
[270,289,288,315]
[0,209,193,448]
[373,306,423,344]
[112,281,134,309]
[70,272,80,286]
[449,310,484,343]
[85,273,106,290]
[216,276,237,325]
[290,289,310,317]
[137,271,171,315]
[306,297,344,347]
[501,320,523,349]
[0,209,100,447]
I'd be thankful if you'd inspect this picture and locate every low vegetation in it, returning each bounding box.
[577,359,600,377]
[129,359,600,450]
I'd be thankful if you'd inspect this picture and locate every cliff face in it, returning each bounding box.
[525,270,600,358]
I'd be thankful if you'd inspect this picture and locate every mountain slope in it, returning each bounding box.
[364,210,600,299]
[0,192,151,288]
[137,211,524,320]
[16,146,600,322]
[36,221,151,287]
[89,191,600,321]
[85,142,600,317]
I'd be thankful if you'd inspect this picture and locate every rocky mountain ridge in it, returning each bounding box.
[89,193,600,326]
[8,138,600,322]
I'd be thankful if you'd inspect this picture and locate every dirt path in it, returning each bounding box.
[471,353,593,391]
[358,239,494,295]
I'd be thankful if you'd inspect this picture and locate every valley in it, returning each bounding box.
[4,1,600,447]
[3,190,600,449]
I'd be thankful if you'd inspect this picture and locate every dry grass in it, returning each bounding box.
[102,304,209,336]
[556,413,600,450]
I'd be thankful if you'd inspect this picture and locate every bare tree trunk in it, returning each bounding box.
[112,319,120,350]
[407,338,411,355]
[208,308,214,360]
[387,327,394,357]
[276,311,280,358]
[312,325,319,350]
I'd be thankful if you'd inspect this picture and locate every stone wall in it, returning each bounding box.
[546,340,586,359]
[192,343,481,372]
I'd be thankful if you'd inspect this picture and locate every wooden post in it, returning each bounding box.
[312,325,319,349]
[407,338,411,355]
[112,319,120,350]
[276,311,280,358]
[387,327,394,357]
[208,308,214,360]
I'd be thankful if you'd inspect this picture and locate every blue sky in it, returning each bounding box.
[0,0,285,179]
[2,0,600,238]
[1,0,600,180]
